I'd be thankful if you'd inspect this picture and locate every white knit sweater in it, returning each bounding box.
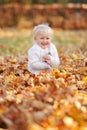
[28,43,60,75]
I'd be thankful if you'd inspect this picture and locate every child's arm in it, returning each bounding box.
[49,45,60,68]
[31,61,51,70]
[28,50,51,70]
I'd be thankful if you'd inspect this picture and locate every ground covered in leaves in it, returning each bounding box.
[0,42,87,130]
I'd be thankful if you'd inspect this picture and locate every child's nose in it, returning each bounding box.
[44,39,47,42]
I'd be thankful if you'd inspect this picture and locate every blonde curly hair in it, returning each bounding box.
[33,23,53,38]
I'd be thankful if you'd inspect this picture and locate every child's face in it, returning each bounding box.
[34,31,52,49]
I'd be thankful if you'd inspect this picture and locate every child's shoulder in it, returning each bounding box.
[50,43,56,48]
[28,44,40,54]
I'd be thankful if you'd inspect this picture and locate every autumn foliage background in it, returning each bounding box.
[0,4,87,29]
[0,1,87,130]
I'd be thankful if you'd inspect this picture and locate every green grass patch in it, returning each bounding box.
[0,28,87,55]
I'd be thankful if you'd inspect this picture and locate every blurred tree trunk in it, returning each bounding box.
[54,0,58,2]
[10,0,24,3]
[32,0,39,4]
[70,0,87,3]
[58,0,69,4]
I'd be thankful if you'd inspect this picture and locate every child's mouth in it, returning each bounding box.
[42,43,47,46]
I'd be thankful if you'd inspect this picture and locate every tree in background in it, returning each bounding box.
[0,0,32,4]
[0,0,87,5]
[57,0,70,4]
[70,0,87,3]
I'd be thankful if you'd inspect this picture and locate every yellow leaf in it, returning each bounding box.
[46,126,58,130]
[16,94,24,104]
[79,126,87,130]
[63,116,77,127]
[74,56,83,60]
[9,58,17,63]
[29,123,44,130]
[82,76,87,83]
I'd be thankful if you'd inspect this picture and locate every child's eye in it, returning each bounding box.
[47,38,50,40]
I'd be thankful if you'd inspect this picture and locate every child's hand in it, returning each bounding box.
[43,54,51,65]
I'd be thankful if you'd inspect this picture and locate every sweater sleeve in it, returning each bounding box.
[50,44,60,68]
[28,48,51,70]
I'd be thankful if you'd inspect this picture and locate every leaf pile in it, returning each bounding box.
[0,44,87,130]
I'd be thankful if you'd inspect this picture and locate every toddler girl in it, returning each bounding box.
[28,23,60,75]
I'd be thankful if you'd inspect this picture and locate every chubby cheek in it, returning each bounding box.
[46,42,50,46]
[39,41,43,45]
